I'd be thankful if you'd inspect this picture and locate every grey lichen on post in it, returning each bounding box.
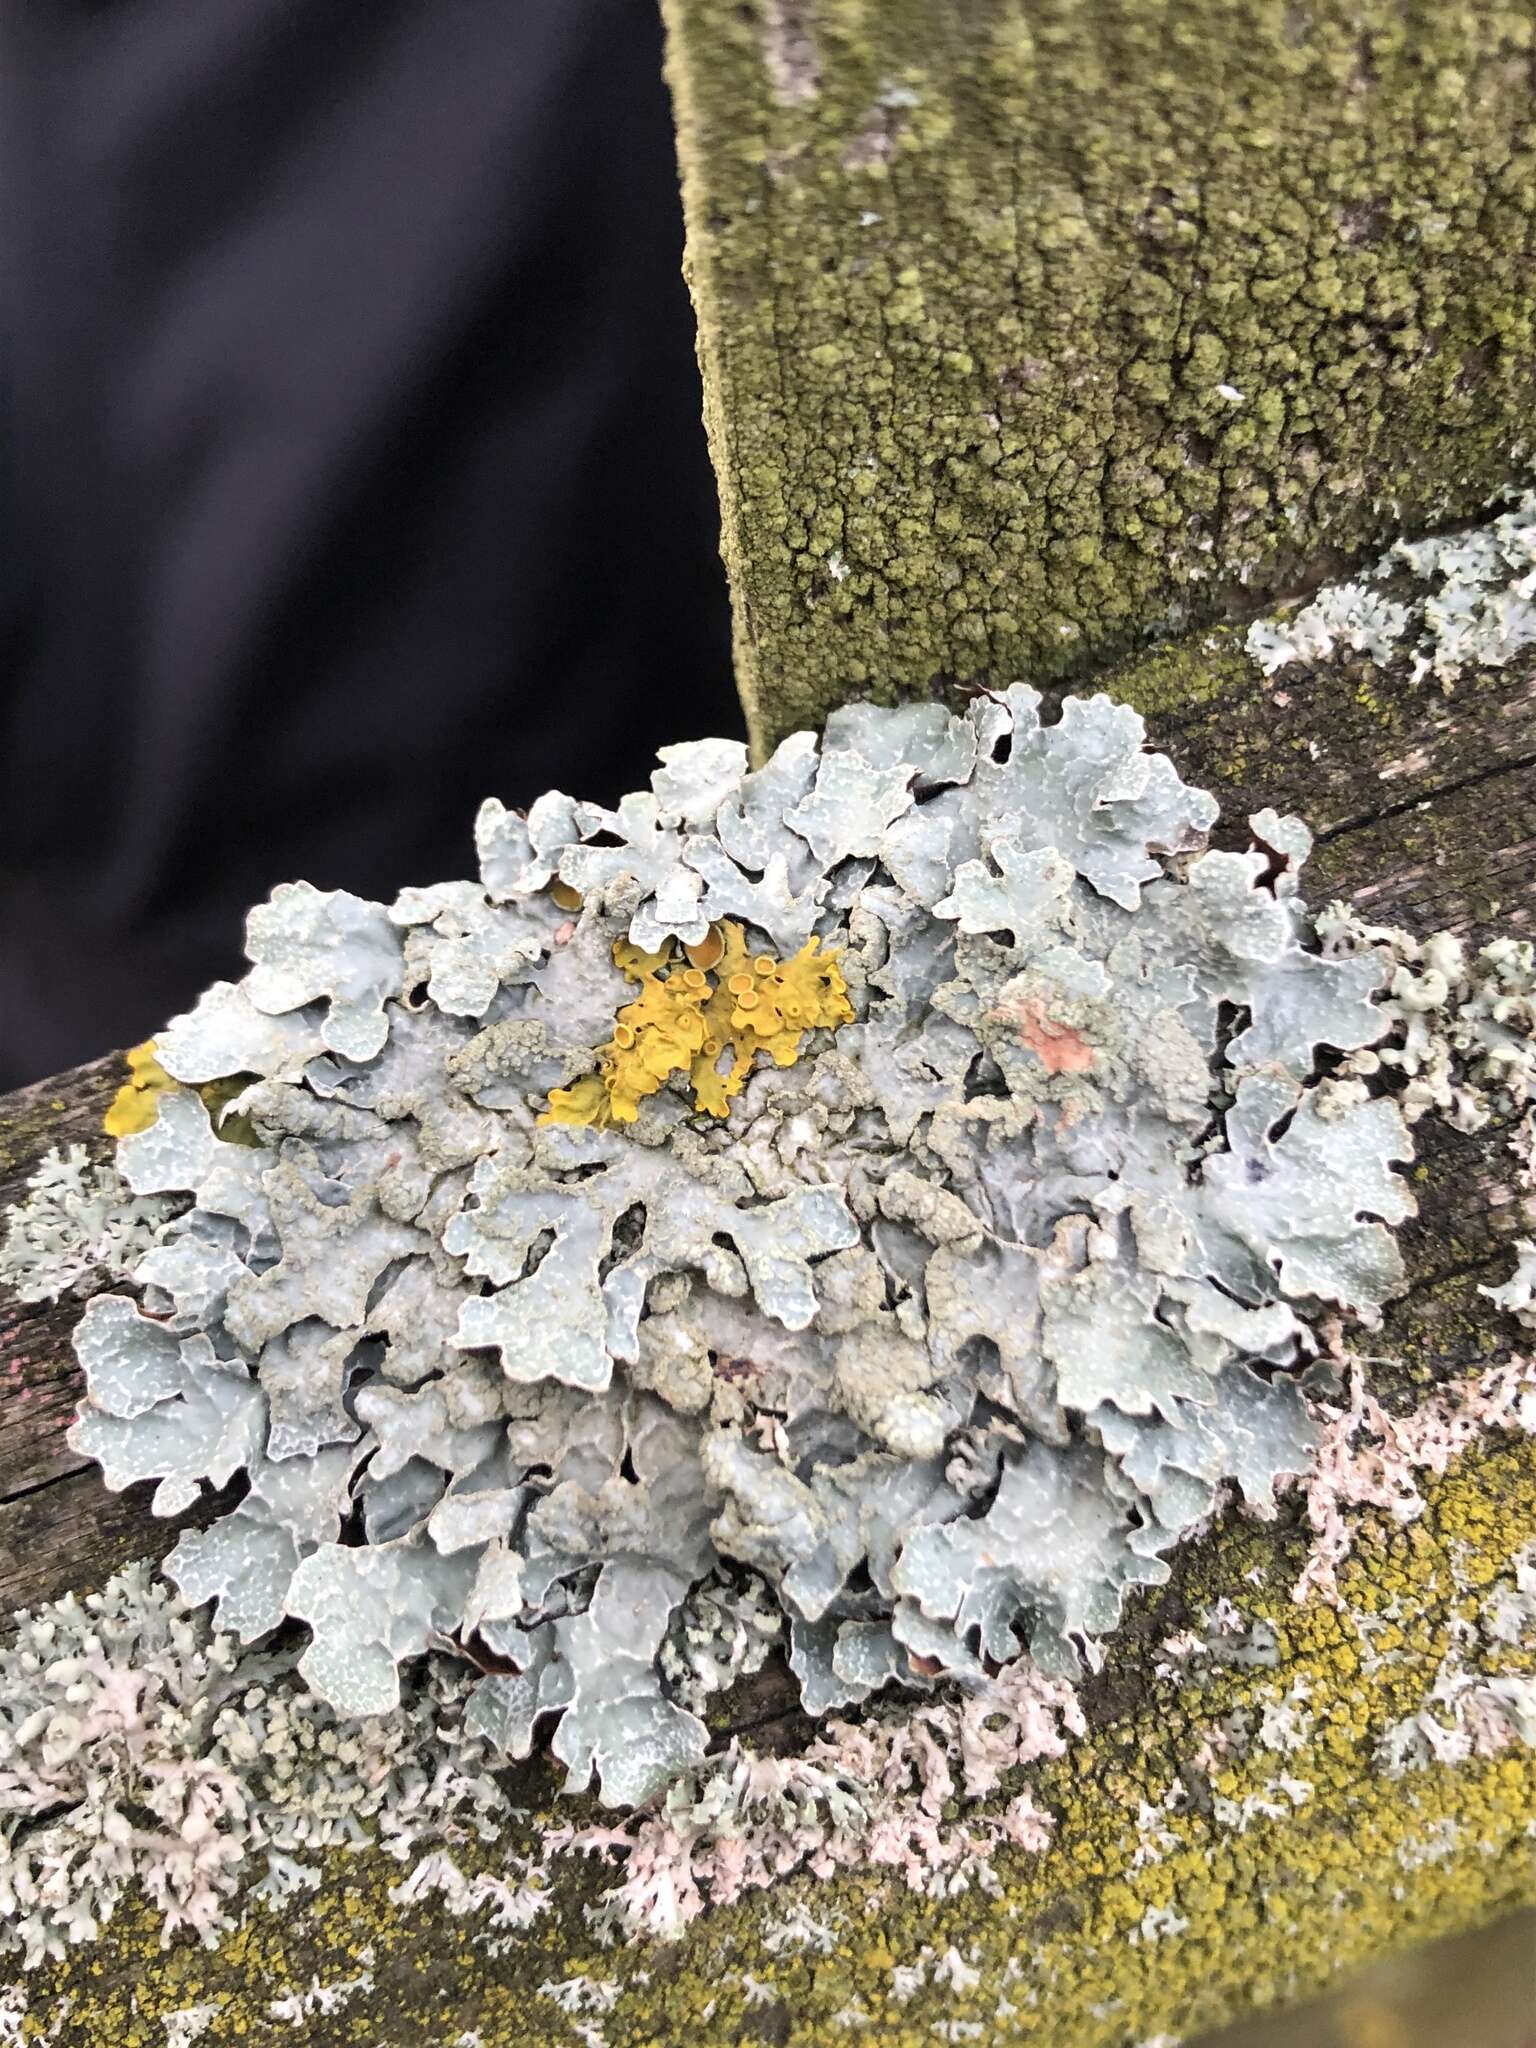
[4,601,1536,2039]
[50,690,1437,1829]
[661,0,1536,752]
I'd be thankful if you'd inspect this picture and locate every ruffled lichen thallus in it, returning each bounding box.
[64,691,1421,1812]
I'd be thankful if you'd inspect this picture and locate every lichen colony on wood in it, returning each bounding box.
[43,689,1443,1822]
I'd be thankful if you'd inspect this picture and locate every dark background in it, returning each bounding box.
[0,0,738,1089]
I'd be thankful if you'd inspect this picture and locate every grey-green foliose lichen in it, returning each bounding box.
[661,0,1536,751]
[54,691,1433,1851]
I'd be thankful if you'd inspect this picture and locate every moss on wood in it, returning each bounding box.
[662,0,1536,753]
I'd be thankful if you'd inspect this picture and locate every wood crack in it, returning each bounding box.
[1315,742,1536,847]
[0,1461,91,1512]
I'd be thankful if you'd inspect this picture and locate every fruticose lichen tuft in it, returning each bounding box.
[0,1564,520,1970]
[0,1147,176,1306]
[64,693,1423,1812]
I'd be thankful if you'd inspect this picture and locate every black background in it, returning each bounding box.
[0,0,738,1087]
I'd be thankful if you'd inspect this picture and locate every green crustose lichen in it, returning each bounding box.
[662,0,1536,753]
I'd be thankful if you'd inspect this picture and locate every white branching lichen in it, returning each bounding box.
[387,1850,549,1945]
[547,1654,1081,1940]
[47,689,1436,1816]
[160,2003,224,2048]
[0,1145,176,1305]
[1482,1240,1536,1329]
[266,1956,376,2026]
[1378,1541,1536,1774]
[0,1565,512,1968]
[1246,487,1536,690]
[1313,911,1536,1144]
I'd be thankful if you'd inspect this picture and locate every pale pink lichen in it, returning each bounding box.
[1293,1354,1536,1605]
[994,995,1097,1074]
[544,1659,1083,1940]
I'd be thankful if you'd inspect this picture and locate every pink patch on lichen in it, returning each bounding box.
[1004,996,1095,1074]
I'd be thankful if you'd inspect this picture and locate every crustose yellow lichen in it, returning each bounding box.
[104,1041,177,1138]
[541,918,852,1129]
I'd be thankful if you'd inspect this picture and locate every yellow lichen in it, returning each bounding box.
[103,1042,176,1138]
[542,920,852,1130]
[104,1043,264,1148]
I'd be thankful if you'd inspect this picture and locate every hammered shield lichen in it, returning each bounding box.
[67,690,1413,1806]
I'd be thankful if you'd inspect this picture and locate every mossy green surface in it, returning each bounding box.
[661,0,1536,753]
[11,1431,1534,2047]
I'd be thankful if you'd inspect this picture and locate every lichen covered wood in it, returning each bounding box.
[4,516,1536,2042]
[661,0,1536,750]
[39,691,1451,1821]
